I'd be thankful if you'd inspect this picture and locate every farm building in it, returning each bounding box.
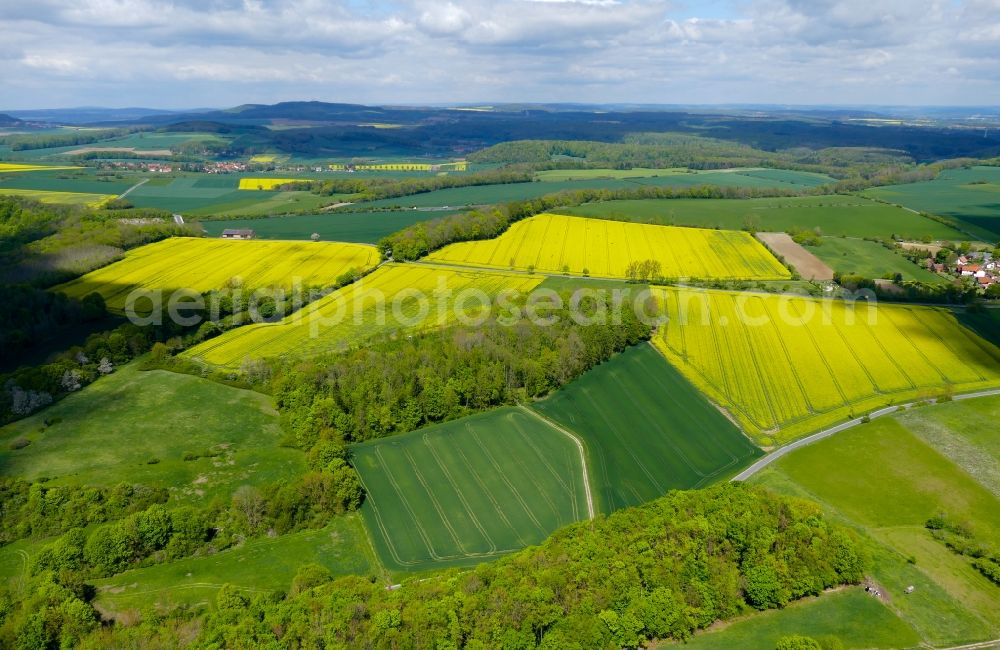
[221,228,255,240]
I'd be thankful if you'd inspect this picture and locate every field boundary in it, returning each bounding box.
[732,388,1000,481]
[519,405,595,520]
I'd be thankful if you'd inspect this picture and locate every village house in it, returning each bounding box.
[221,229,255,240]
[926,251,998,289]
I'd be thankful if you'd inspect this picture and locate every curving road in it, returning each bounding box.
[732,388,1000,482]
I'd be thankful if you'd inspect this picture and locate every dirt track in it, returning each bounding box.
[756,232,834,281]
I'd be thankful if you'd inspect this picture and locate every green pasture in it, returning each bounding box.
[93,514,373,613]
[126,174,346,215]
[352,407,589,572]
[361,170,838,210]
[769,416,1000,533]
[561,195,970,240]
[534,167,835,186]
[95,132,228,151]
[0,364,303,505]
[0,168,135,195]
[805,236,948,283]
[895,397,1000,496]
[0,131,230,162]
[674,589,919,650]
[532,344,762,513]
[718,167,836,187]
[751,396,1000,645]
[534,168,689,181]
[199,208,462,243]
[865,166,1000,240]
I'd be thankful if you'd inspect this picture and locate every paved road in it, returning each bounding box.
[732,388,1000,482]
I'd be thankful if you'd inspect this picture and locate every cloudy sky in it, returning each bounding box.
[1,0,998,109]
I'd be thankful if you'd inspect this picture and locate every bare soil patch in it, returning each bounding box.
[900,241,943,256]
[756,232,834,281]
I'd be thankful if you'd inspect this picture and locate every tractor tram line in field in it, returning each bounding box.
[58,206,1000,575]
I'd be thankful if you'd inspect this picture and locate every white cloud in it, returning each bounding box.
[0,0,997,108]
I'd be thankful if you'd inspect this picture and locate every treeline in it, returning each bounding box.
[468,137,783,169]
[302,166,533,201]
[0,478,168,544]
[0,127,143,151]
[828,157,994,192]
[0,287,109,370]
[63,483,867,649]
[834,271,983,304]
[0,196,196,286]
[267,303,652,449]
[467,135,859,176]
[926,513,1000,586]
[0,195,74,250]
[0,458,363,649]
[380,183,803,260]
[29,467,360,582]
[0,312,192,424]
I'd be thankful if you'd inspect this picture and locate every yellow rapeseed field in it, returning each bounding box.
[326,163,439,171]
[53,237,380,312]
[357,163,433,171]
[238,178,308,190]
[0,163,80,173]
[183,263,543,368]
[651,287,1000,444]
[0,188,113,207]
[427,213,791,280]
[248,155,277,163]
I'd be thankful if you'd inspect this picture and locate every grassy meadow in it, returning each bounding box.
[561,195,969,240]
[121,174,344,215]
[427,213,791,280]
[674,589,920,650]
[750,396,1000,645]
[93,515,374,613]
[534,168,689,181]
[865,165,1000,240]
[894,396,1000,497]
[352,407,589,571]
[532,344,762,513]
[0,168,135,195]
[652,287,1000,444]
[0,364,303,505]
[805,236,948,283]
[199,209,461,244]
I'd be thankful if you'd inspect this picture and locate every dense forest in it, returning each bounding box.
[267,302,653,448]
[18,483,867,649]
[0,128,143,151]
[0,196,197,286]
[126,102,1000,161]
[301,166,534,202]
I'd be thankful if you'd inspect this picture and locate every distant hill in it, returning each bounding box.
[0,113,23,126]
[15,101,997,162]
[3,107,211,124]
